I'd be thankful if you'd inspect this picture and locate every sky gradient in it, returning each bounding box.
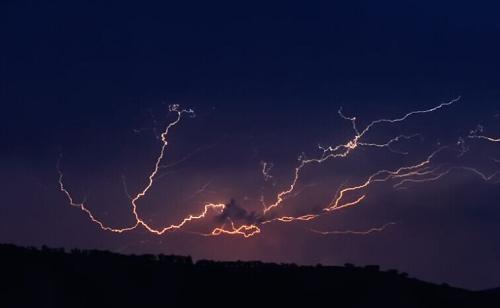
[1,1,500,290]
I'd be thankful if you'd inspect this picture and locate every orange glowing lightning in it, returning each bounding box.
[59,105,227,235]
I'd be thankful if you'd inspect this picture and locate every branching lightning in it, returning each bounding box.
[261,97,462,214]
[58,97,500,239]
[59,105,227,235]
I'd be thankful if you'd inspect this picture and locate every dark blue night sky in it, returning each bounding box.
[1,1,500,289]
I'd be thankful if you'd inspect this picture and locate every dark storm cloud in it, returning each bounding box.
[216,199,262,225]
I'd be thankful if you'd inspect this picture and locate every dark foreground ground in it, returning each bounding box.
[1,244,499,307]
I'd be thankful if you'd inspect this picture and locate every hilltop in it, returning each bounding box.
[1,244,498,307]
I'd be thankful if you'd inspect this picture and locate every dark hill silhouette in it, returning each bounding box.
[1,244,498,307]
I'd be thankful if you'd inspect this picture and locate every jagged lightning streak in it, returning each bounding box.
[310,222,397,235]
[481,136,500,142]
[58,163,138,233]
[159,142,218,169]
[469,125,500,142]
[187,181,216,199]
[393,166,500,189]
[359,133,422,155]
[205,221,261,238]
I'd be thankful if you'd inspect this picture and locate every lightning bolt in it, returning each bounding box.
[469,124,500,142]
[470,135,500,143]
[310,222,397,235]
